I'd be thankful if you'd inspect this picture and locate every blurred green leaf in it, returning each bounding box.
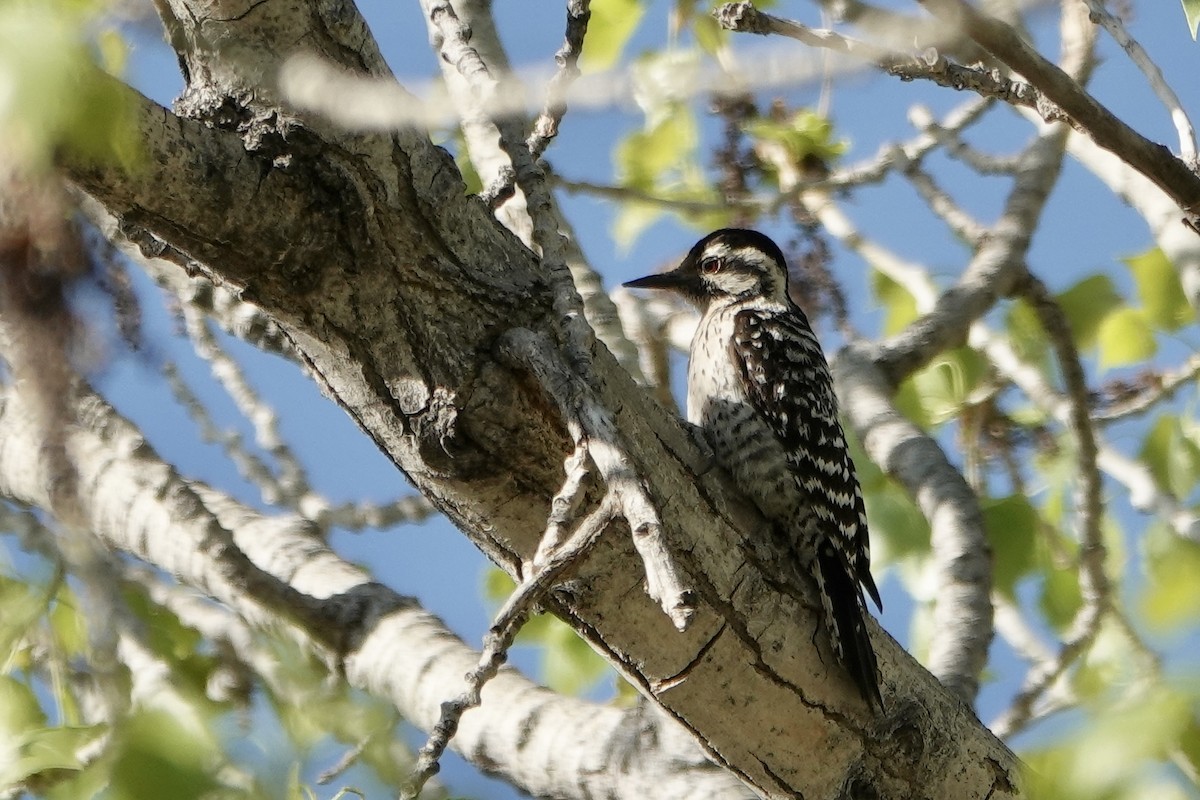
[582,0,645,72]
[1139,414,1200,500]
[96,26,128,75]
[109,709,220,800]
[0,575,51,668]
[863,484,930,565]
[1141,523,1200,630]
[613,202,663,251]
[871,269,918,337]
[1040,563,1083,632]
[0,3,137,169]
[1006,297,1050,371]
[745,110,847,166]
[1179,714,1200,783]
[1057,274,1121,349]
[908,347,988,424]
[541,622,611,696]
[615,108,697,190]
[0,725,104,787]
[0,675,46,738]
[983,495,1039,597]
[1183,0,1200,39]
[692,14,726,54]
[1124,247,1192,332]
[1096,307,1156,369]
[1025,687,1196,800]
[49,588,87,657]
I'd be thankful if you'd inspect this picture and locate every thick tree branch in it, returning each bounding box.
[715,1,1061,121]
[915,0,1200,224]
[833,345,992,703]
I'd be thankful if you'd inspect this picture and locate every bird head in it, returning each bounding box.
[624,228,790,308]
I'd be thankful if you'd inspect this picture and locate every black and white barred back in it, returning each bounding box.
[625,228,883,710]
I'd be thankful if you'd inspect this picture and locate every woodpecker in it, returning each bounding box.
[625,228,883,710]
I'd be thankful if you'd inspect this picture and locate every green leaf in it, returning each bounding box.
[1179,715,1200,784]
[0,725,104,787]
[483,565,516,602]
[1141,523,1200,630]
[1124,247,1192,331]
[983,495,1039,597]
[692,14,726,55]
[1139,414,1200,500]
[1183,0,1200,40]
[615,108,698,190]
[0,675,46,738]
[871,269,919,336]
[891,377,932,429]
[1096,307,1156,369]
[745,110,847,165]
[1040,563,1083,632]
[863,484,930,565]
[1005,298,1050,371]
[1056,274,1121,349]
[109,709,220,800]
[0,3,137,169]
[581,0,645,72]
[908,347,988,424]
[541,620,612,696]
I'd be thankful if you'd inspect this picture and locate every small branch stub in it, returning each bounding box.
[497,327,697,631]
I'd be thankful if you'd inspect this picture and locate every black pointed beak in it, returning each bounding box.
[624,268,692,293]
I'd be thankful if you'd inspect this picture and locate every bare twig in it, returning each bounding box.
[969,293,1110,737]
[908,104,1022,175]
[532,440,592,570]
[1092,352,1200,421]
[915,0,1200,223]
[876,125,1069,381]
[1081,0,1196,164]
[403,497,619,799]
[497,328,696,629]
[527,0,591,159]
[902,161,987,244]
[1019,271,1108,617]
[714,2,1065,122]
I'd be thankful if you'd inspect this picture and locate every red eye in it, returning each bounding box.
[701,258,723,274]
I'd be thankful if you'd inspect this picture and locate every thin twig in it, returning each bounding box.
[1020,271,1107,620]
[714,1,1064,122]
[527,0,591,159]
[1092,352,1200,421]
[971,274,1111,737]
[1081,0,1196,164]
[902,161,987,244]
[497,328,696,629]
[403,497,619,799]
[915,0,1200,223]
[532,440,592,570]
[906,103,1022,175]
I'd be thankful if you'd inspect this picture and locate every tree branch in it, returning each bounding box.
[915,0,1200,224]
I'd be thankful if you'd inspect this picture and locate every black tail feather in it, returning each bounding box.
[816,544,884,712]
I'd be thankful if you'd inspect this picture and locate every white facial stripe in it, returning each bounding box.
[702,241,734,261]
[702,242,777,272]
[731,246,777,271]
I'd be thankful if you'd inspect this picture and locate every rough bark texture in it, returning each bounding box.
[56,1,1021,797]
